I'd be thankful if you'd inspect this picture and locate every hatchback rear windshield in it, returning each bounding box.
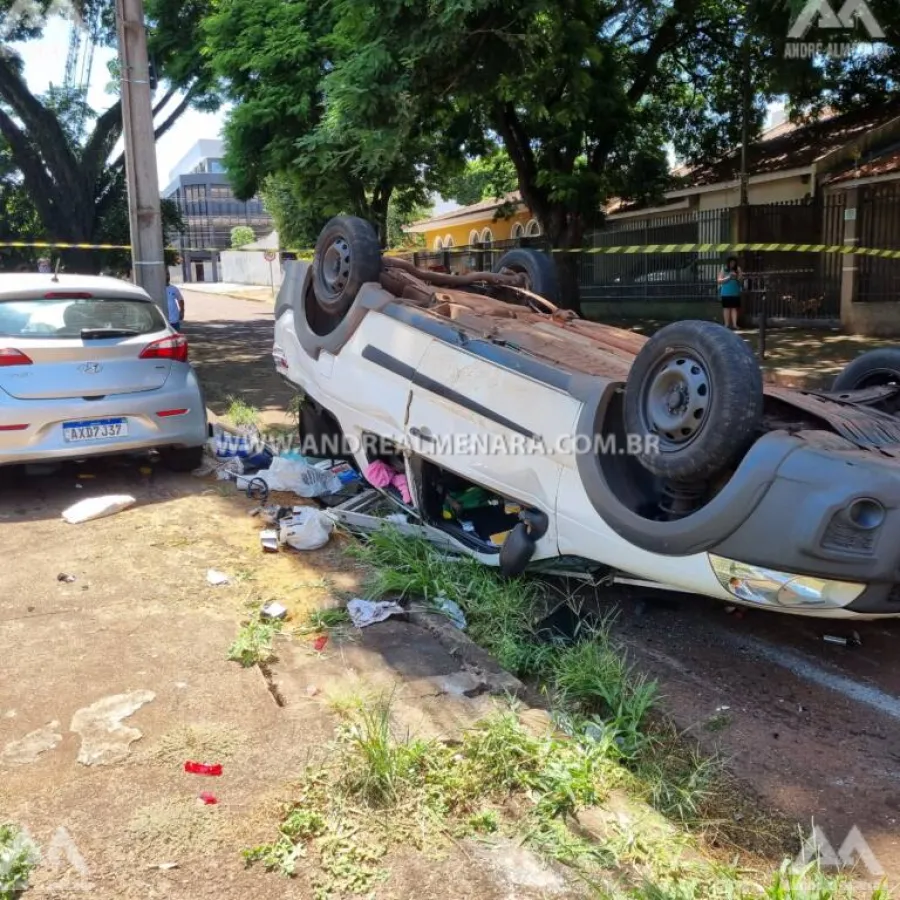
[0,297,167,338]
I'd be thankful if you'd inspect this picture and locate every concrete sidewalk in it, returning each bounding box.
[181,281,276,304]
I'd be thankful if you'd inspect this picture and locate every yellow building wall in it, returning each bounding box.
[421,209,533,249]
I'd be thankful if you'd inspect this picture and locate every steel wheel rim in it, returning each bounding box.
[319,236,351,306]
[639,349,712,451]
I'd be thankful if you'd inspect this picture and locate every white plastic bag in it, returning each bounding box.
[347,598,405,628]
[279,507,334,551]
[63,495,136,524]
[255,457,343,498]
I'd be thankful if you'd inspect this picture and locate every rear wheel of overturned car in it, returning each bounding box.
[492,248,560,305]
[623,320,764,481]
[831,348,900,392]
[311,216,382,318]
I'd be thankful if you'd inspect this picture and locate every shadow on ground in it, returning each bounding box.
[183,316,294,421]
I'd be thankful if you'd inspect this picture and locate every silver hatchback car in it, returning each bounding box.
[0,274,207,470]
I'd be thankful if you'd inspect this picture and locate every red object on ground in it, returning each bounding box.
[184,761,223,776]
[312,635,328,652]
[199,793,219,805]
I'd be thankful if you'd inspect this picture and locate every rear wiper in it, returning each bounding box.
[80,328,141,339]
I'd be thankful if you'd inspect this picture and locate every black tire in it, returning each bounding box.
[297,402,350,459]
[493,248,560,304]
[161,445,205,473]
[832,349,900,392]
[623,320,763,481]
[311,216,382,318]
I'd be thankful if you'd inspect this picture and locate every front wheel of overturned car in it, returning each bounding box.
[832,348,900,392]
[623,320,764,481]
[311,216,382,319]
[492,248,560,306]
[161,445,205,473]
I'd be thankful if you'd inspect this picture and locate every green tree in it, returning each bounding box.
[201,0,463,245]
[386,193,431,250]
[0,0,217,269]
[230,225,255,248]
[443,149,518,207]
[259,174,330,251]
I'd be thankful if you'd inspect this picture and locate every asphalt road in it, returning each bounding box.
[183,287,900,880]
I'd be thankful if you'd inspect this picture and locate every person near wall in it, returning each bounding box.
[166,272,185,331]
[717,255,742,330]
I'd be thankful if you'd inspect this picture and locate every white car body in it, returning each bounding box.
[274,260,900,621]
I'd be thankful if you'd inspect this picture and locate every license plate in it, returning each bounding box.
[63,418,129,443]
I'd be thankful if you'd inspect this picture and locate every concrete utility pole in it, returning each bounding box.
[115,0,167,314]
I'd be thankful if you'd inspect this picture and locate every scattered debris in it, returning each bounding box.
[260,601,288,621]
[147,863,179,871]
[279,506,334,551]
[260,530,279,553]
[139,466,153,476]
[246,456,343,498]
[184,761,223,776]
[57,573,76,584]
[199,793,218,805]
[312,635,329,653]
[385,513,409,525]
[206,569,230,587]
[347,597,406,628]
[823,634,849,646]
[63,494,136,524]
[70,690,156,766]
[306,685,320,698]
[852,630,863,646]
[433,594,467,630]
[365,460,412,503]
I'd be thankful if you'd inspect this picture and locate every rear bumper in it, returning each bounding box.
[0,365,208,465]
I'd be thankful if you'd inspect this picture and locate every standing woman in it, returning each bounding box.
[717,255,742,329]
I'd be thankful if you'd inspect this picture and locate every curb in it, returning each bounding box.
[407,608,544,707]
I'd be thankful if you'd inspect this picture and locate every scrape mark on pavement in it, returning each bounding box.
[1,720,63,766]
[70,691,156,766]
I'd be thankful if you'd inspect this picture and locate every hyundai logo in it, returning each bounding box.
[79,363,103,375]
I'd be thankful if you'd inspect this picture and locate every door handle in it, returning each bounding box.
[409,426,436,443]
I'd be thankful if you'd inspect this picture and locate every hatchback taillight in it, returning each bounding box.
[0,349,33,367]
[140,334,188,363]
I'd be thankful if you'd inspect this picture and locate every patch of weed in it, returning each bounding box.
[227,617,283,667]
[225,395,260,429]
[0,823,39,899]
[296,607,351,636]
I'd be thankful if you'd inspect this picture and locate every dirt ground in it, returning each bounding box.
[3,289,900,896]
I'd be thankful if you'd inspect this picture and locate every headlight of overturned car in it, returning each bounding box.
[708,555,865,609]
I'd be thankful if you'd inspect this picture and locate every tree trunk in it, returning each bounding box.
[543,206,583,316]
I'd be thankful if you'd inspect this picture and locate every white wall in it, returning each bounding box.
[220,250,285,288]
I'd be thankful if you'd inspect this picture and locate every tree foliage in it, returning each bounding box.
[443,149,518,207]
[201,0,463,244]
[230,224,255,248]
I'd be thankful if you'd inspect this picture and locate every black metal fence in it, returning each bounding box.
[859,183,900,302]
[398,191,900,322]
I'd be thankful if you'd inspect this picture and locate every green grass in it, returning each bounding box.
[225,395,260,429]
[247,690,890,899]
[0,823,39,899]
[227,617,282,667]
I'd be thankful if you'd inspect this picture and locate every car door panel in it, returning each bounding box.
[406,339,581,558]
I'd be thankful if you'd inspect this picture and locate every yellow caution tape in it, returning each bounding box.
[2,240,899,259]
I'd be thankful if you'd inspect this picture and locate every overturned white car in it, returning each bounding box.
[274,216,900,620]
